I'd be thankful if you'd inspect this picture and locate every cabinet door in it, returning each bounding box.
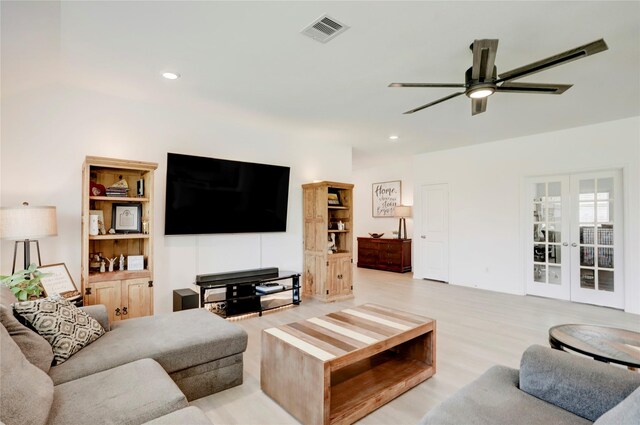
[122,278,153,319]
[327,259,339,297]
[88,280,122,323]
[338,257,352,295]
[304,253,324,297]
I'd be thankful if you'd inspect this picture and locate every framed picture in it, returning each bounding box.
[89,209,106,235]
[372,180,401,217]
[327,193,341,206]
[112,203,142,233]
[37,263,80,299]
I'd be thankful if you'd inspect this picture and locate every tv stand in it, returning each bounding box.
[195,268,301,318]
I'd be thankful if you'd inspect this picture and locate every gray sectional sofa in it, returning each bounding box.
[420,345,640,425]
[0,286,248,425]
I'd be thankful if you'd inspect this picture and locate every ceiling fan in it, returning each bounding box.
[389,38,608,116]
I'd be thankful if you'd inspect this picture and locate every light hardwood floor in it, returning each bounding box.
[192,267,640,425]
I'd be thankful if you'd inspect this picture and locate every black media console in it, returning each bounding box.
[195,267,301,318]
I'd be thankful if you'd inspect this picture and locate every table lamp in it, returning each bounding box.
[394,205,412,240]
[0,202,58,273]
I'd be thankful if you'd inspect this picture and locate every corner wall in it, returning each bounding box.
[412,116,640,314]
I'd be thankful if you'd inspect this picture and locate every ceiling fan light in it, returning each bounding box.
[468,87,495,99]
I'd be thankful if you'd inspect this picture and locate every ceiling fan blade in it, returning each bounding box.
[471,98,487,116]
[497,39,608,83]
[471,39,499,81]
[403,92,465,114]
[497,82,572,94]
[389,83,465,88]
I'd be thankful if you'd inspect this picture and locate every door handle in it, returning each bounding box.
[562,242,568,246]
[122,307,128,315]
[420,235,426,239]
[115,308,121,316]
[571,243,578,247]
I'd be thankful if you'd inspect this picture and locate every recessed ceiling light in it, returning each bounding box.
[389,135,399,141]
[162,72,180,80]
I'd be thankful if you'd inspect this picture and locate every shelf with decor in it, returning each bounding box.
[82,156,157,324]
[89,196,150,202]
[302,181,354,302]
[88,234,150,240]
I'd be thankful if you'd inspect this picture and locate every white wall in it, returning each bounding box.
[0,83,352,313]
[352,157,414,261]
[412,116,640,314]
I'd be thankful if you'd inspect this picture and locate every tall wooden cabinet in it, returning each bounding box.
[81,157,157,323]
[302,181,354,302]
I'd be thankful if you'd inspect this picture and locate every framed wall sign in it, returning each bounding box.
[37,263,80,299]
[112,203,142,233]
[372,180,401,217]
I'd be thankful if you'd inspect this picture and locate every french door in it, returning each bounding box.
[526,170,623,309]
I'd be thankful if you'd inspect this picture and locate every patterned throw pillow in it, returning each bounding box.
[12,296,105,364]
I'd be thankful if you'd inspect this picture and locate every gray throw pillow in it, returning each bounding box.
[13,296,105,364]
[0,286,54,372]
[594,386,640,425]
[520,345,640,421]
[0,324,54,425]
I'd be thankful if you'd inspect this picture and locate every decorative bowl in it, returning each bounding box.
[368,233,384,238]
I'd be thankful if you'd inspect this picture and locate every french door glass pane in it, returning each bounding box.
[580,269,595,289]
[579,202,595,222]
[534,244,546,262]
[597,202,613,223]
[597,178,614,199]
[534,224,545,242]
[548,245,561,264]
[597,226,613,245]
[548,182,561,198]
[598,247,614,268]
[579,179,595,194]
[549,266,561,284]
[598,270,614,292]
[534,264,546,283]
[580,226,594,244]
[548,223,561,242]
[580,247,594,266]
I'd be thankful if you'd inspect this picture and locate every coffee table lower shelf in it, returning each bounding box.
[330,356,434,424]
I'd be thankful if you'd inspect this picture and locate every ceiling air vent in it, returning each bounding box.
[301,14,349,43]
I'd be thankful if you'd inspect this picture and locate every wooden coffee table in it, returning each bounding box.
[549,324,640,369]
[261,304,436,425]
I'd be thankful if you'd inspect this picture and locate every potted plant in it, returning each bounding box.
[1,263,49,301]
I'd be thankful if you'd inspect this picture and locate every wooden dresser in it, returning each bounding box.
[357,237,411,273]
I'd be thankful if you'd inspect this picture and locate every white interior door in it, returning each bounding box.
[525,170,624,309]
[420,184,449,282]
[570,171,624,309]
[526,176,571,300]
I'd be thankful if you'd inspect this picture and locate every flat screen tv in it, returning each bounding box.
[165,153,290,235]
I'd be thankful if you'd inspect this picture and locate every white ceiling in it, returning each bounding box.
[4,1,640,168]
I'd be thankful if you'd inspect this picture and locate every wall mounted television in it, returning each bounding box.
[165,153,290,235]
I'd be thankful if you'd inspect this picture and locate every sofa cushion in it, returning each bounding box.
[49,308,248,385]
[418,365,592,425]
[520,345,640,421]
[48,358,188,425]
[13,296,105,364]
[594,386,640,425]
[0,299,54,372]
[0,324,54,425]
[142,407,212,425]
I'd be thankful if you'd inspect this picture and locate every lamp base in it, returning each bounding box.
[12,239,42,274]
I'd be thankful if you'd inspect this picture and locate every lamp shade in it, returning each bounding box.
[394,205,412,218]
[0,205,58,240]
